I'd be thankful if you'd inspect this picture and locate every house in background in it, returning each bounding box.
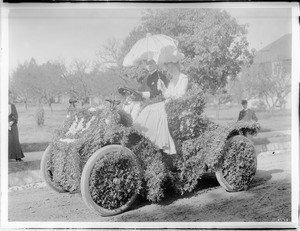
[255,34,291,65]
[248,33,292,110]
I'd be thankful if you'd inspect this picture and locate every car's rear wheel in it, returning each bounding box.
[40,145,67,193]
[215,135,257,192]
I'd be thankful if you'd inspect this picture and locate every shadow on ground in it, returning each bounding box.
[250,169,283,189]
[129,168,285,215]
[130,173,221,212]
[123,170,291,222]
[9,160,41,174]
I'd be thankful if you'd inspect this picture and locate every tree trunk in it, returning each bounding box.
[216,103,220,121]
[49,103,53,113]
[38,98,43,108]
[24,101,28,110]
[35,98,45,127]
[263,94,272,112]
[274,98,279,108]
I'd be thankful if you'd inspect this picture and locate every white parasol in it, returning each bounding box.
[122,33,184,67]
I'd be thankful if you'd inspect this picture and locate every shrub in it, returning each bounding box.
[35,106,44,127]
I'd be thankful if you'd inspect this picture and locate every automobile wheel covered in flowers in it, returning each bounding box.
[40,145,68,193]
[80,145,142,216]
[215,135,257,192]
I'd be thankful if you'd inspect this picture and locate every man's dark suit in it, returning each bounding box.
[141,70,168,98]
[238,108,258,122]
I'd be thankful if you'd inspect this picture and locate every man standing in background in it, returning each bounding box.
[238,99,258,122]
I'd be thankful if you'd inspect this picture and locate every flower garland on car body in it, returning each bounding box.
[48,104,170,202]
[47,87,260,205]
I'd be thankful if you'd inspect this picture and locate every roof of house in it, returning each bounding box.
[254,33,292,64]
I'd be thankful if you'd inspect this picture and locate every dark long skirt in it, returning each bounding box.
[8,124,24,160]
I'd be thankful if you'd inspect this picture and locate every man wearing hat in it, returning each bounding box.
[238,99,258,122]
[67,97,78,117]
[139,59,168,99]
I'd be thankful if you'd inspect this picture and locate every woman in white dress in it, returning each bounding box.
[133,62,188,154]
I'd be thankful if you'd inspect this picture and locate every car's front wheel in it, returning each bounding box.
[80,145,142,216]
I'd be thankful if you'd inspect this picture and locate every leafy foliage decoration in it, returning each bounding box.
[220,135,257,190]
[47,105,172,203]
[48,106,134,192]
[89,150,142,209]
[165,86,210,150]
[176,121,260,194]
[47,88,260,205]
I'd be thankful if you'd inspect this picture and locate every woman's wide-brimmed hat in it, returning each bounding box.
[160,49,184,64]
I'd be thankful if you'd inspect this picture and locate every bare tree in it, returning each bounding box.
[39,61,68,112]
[95,38,135,85]
[96,38,123,68]
[10,58,68,112]
[240,58,291,111]
[66,59,94,106]
[10,65,33,110]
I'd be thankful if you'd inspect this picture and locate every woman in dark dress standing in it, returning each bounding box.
[8,93,24,161]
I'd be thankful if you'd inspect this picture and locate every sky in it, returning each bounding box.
[226,7,292,50]
[7,6,143,72]
[5,3,295,73]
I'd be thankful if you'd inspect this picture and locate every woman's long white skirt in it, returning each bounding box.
[133,101,176,154]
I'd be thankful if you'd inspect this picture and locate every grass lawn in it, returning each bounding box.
[205,104,291,132]
[17,103,69,144]
[16,102,291,144]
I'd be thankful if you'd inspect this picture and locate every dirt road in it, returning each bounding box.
[7,149,292,225]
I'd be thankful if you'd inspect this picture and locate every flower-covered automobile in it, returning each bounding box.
[41,86,260,216]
